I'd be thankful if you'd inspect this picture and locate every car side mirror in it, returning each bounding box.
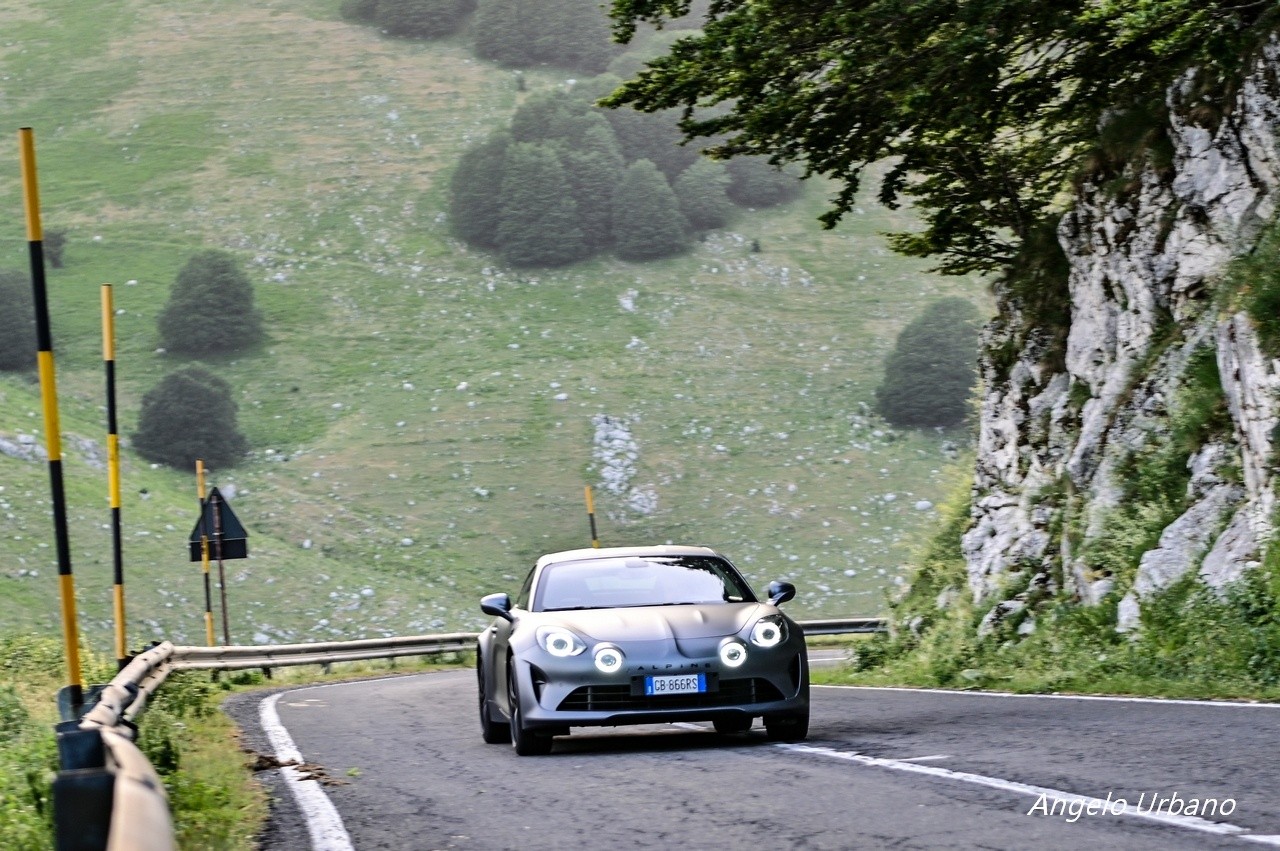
[481,592,514,622]
[767,580,796,606]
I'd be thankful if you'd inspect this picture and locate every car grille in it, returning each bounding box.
[556,678,785,712]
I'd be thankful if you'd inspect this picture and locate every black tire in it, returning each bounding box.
[764,708,809,742]
[508,662,553,756]
[478,655,510,744]
[712,716,753,735]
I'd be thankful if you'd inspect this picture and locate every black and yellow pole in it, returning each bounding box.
[196,460,217,646]
[102,284,128,670]
[20,127,84,712]
[584,485,600,549]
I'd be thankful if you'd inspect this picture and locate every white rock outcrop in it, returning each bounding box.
[963,39,1280,630]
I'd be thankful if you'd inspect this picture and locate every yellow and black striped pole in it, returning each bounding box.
[584,485,600,548]
[20,127,83,711]
[196,460,216,646]
[102,284,128,669]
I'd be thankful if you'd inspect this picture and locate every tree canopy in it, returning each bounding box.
[604,0,1279,276]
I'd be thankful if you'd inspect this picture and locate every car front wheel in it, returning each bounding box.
[508,662,553,756]
[478,655,510,744]
[764,708,809,742]
[712,716,753,735]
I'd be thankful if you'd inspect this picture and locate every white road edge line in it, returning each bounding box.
[814,684,1280,709]
[778,742,1280,846]
[261,692,355,851]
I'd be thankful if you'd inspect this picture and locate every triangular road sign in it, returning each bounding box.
[188,487,249,561]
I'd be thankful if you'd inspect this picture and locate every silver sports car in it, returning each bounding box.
[477,545,809,755]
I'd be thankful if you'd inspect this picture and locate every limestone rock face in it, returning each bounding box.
[963,39,1280,629]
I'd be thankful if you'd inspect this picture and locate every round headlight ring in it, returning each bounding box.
[538,627,585,657]
[719,641,748,668]
[594,645,625,673]
[750,618,786,648]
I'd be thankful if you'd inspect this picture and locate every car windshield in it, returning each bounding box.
[536,555,756,611]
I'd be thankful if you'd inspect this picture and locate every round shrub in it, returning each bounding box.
[132,365,249,471]
[876,297,982,428]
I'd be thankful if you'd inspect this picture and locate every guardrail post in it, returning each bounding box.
[53,724,114,851]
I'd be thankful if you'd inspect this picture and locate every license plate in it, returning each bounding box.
[645,673,706,696]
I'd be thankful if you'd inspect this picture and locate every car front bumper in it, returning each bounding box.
[512,636,809,731]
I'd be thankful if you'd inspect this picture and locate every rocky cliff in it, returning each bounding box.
[961,37,1280,634]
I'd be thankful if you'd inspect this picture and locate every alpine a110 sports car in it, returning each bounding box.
[477,545,809,755]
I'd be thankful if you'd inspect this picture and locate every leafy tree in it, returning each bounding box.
[611,159,687,261]
[157,251,264,356]
[604,0,1280,276]
[0,271,35,372]
[497,143,588,267]
[132,365,249,470]
[674,159,732,231]
[876,297,982,428]
[449,132,511,248]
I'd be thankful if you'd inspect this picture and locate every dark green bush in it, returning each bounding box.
[341,0,474,38]
[374,0,475,39]
[875,297,982,428]
[674,159,733,232]
[132,365,249,471]
[474,0,619,73]
[611,160,687,261]
[496,143,587,267]
[725,156,804,208]
[0,270,35,372]
[156,251,264,356]
[449,132,510,249]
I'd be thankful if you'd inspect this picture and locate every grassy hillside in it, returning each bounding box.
[0,0,982,648]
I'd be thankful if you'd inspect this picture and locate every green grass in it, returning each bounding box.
[0,0,985,651]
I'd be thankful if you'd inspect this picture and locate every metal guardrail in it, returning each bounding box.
[798,617,887,635]
[54,618,884,850]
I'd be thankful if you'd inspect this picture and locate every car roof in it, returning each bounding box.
[534,544,723,569]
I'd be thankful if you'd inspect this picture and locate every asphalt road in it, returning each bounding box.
[225,672,1280,850]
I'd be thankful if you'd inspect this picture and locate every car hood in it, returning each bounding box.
[540,603,765,642]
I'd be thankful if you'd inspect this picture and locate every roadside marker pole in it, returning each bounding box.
[212,490,232,646]
[584,485,600,548]
[196,461,216,646]
[19,127,84,712]
[102,284,128,669]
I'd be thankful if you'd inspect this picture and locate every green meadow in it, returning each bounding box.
[0,0,982,648]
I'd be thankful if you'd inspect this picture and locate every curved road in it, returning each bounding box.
[226,672,1280,850]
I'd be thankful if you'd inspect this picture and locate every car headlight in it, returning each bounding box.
[594,645,625,673]
[537,626,586,657]
[719,640,748,668]
[750,615,787,648]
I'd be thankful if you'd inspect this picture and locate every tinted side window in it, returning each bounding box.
[514,566,536,610]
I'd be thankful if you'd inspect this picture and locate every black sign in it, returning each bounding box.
[188,487,249,561]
